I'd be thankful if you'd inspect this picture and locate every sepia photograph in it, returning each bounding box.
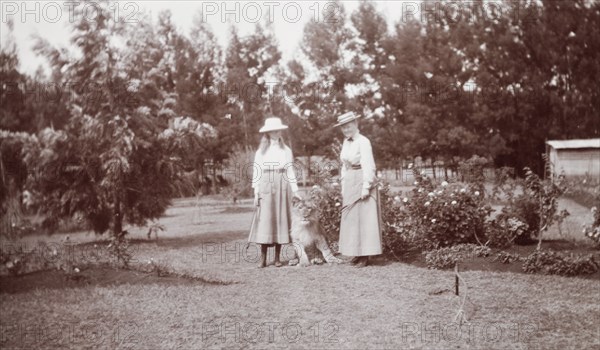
[1,0,599,349]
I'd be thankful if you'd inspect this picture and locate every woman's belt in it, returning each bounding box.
[263,168,286,173]
[348,164,362,170]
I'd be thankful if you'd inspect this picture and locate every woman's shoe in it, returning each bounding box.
[274,261,283,267]
[353,256,368,268]
[349,256,360,264]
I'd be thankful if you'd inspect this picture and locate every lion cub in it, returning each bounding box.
[290,197,342,267]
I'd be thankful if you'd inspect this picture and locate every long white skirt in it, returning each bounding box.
[248,170,292,244]
[338,168,383,256]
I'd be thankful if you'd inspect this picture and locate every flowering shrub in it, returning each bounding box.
[495,167,569,246]
[309,180,411,258]
[380,184,415,259]
[309,183,342,247]
[423,244,491,269]
[398,168,492,249]
[583,206,600,247]
[521,250,599,276]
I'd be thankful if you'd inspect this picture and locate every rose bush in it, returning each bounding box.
[397,168,493,249]
[309,183,342,252]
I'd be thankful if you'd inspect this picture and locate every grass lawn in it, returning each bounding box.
[1,196,599,349]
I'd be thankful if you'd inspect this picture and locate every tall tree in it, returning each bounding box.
[26,1,207,236]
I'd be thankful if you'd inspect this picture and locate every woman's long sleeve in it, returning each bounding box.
[359,138,376,190]
[286,148,299,193]
[252,150,261,195]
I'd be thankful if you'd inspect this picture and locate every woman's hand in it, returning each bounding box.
[254,194,260,207]
[360,188,370,200]
[293,192,302,201]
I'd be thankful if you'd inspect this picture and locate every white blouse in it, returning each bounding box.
[252,142,299,195]
[340,132,376,190]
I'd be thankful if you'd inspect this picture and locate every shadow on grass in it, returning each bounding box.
[219,206,255,214]
[0,265,236,295]
[79,230,248,250]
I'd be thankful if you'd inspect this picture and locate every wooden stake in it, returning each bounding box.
[455,262,459,296]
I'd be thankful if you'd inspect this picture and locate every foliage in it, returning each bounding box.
[583,206,600,247]
[398,167,492,249]
[485,217,530,248]
[379,183,415,259]
[495,167,569,246]
[0,131,38,237]
[457,155,489,195]
[309,183,343,246]
[310,165,497,258]
[0,237,132,276]
[2,1,599,184]
[493,251,522,264]
[309,177,417,259]
[521,250,599,276]
[106,232,132,268]
[222,145,255,200]
[21,4,213,238]
[423,244,491,270]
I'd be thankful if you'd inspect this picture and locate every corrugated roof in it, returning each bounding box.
[546,138,600,150]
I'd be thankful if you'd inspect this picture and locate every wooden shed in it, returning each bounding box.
[545,139,600,178]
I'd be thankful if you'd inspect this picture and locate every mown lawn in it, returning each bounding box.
[1,196,599,349]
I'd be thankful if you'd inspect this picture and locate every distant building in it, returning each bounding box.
[546,139,600,178]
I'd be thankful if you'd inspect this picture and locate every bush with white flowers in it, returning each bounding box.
[583,206,600,247]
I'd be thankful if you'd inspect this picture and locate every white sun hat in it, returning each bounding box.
[259,117,288,133]
[334,111,361,127]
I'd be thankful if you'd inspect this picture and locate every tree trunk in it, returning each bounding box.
[113,192,122,236]
[306,155,311,187]
[212,163,218,194]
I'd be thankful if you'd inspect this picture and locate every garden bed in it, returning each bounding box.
[398,240,600,279]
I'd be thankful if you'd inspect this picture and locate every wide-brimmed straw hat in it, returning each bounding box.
[259,117,288,133]
[334,111,361,127]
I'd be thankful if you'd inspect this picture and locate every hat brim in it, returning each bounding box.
[333,115,361,127]
[259,126,288,133]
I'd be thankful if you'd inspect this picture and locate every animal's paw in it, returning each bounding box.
[298,260,311,267]
[311,257,324,265]
[288,259,299,266]
[326,256,343,264]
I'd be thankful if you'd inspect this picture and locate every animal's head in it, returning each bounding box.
[292,197,319,225]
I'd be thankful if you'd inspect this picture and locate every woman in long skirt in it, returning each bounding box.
[248,117,301,268]
[335,111,382,267]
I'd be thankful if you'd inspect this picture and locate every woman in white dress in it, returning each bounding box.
[335,112,382,267]
[248,117,301,268]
